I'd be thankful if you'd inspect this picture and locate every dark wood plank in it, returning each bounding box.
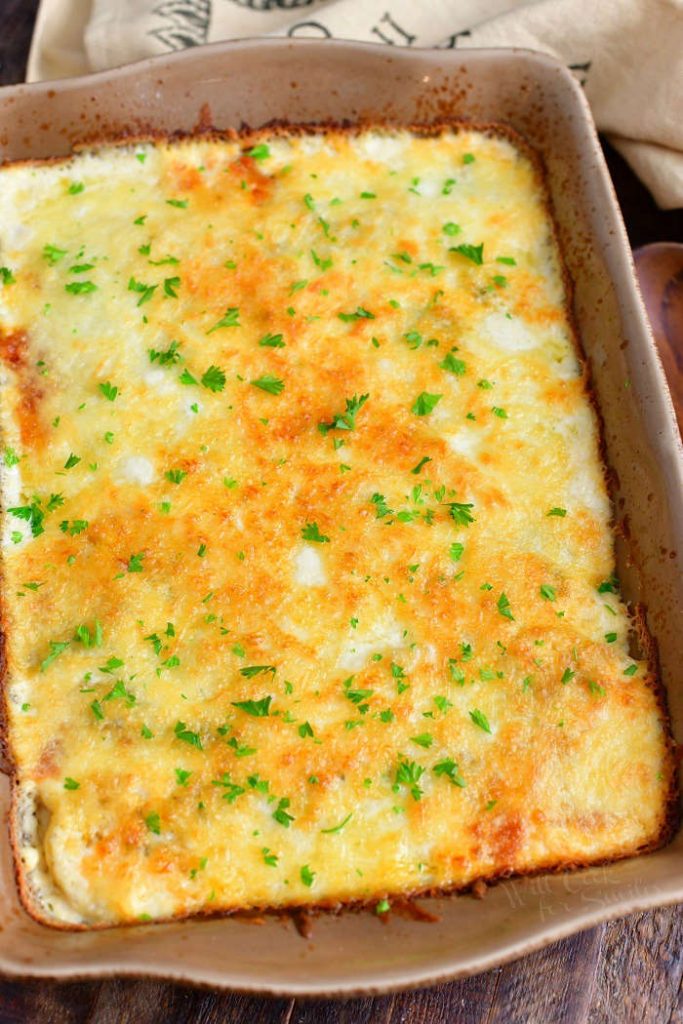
[83,978,293,1024]
[0,977,101,1024]
[587,908,683,1024]
[0,0,40,85]
[290,994,393,1024]
[486,926,603,1024]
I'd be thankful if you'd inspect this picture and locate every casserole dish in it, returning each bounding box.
[0,39,679,994]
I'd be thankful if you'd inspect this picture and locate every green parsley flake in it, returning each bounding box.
[338,306,375,323]
[207,306,241,334]
[497,592,514,620]
[301,522,330,543]
[251,375,285,395]
[433,758,466,787]
[319,393,369,433]
[231,696,272,717]
[174,721,202,749]
[300,865,316,887]
[439,352,467,376]
[469,708,491,733]
[201,365,226,392]
[395,758,425,801]
[98,381,118,401]
[65,280,97,295]
[412,392,442,416]
[40,640,70,672]
[259,332,285,348]
[450,243,484,265]
[247,143,270,161]
[320,812,353,835]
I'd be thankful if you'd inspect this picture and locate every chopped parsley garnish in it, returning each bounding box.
[449,542,464,561]
[201,365,226,392]
[301,522,330,543]
[90,700,104,721]
[43,244,68,265]
[442,222,461,236]
[231,696,272,717]
[251,374,285,395]
[492,406,507,418]
[145,812,161,835]
[319,393,369,433]
[273,797,294,827]
[300,865,316,887]
[98,381,118,401]
[166,198,188,208]
[104,680,136,707]
[149,340,181,365]
[497,592,514,620]
[63,777,80,790]
[395,758,425,801]
[446,501,475,526]
[376,899,390,915]
[163,276,180,298]
[597,575,619,594]
[605,632,618,643]
[207,306,241,334]
[462,153,476,164]
[338,306,375,323]
[3,446,20,467]
[433,758,466,787]
[411,392,442,416]
[624,664,638,677]
[59,519,88,536]
[67,181,84,195]
[247,143,270,161]
[496,256,517,266]
[74,621,103,647]
[259,332,285,348]
[439,352,467,376]
[411,456,432,474]
[410,732,433,749]
[262,847,278,867]
[65,280,97,294]
[320,812,353,835]
[128,277,156,306]
[311,250,332,271]
[547,507,567,517]
[63,452,81,470]
[212,773,245,803]
[165,468,187,484]
[469,708,491,733]
[540,584,557,601]
[561,667,575,684]
[450,243,484,266]
[174,721,202,749]
[8,502,45,537]
[127,552,145,573]
[40,640,70,672]
[240,665,276,678]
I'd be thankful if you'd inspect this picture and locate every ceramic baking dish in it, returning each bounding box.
[0,39,680,996]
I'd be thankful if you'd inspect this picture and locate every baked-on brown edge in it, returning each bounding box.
[0,119,677,932]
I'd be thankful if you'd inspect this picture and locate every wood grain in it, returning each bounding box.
[0,2,680,1021]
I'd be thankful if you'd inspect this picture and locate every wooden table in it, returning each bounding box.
[0,2,681,1020]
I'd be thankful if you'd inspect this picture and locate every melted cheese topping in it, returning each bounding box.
[0,128,671,927]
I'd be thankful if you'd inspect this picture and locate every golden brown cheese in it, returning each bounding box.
[0,127,673,927]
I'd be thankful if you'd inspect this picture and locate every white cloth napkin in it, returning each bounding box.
[26,0,683,209]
